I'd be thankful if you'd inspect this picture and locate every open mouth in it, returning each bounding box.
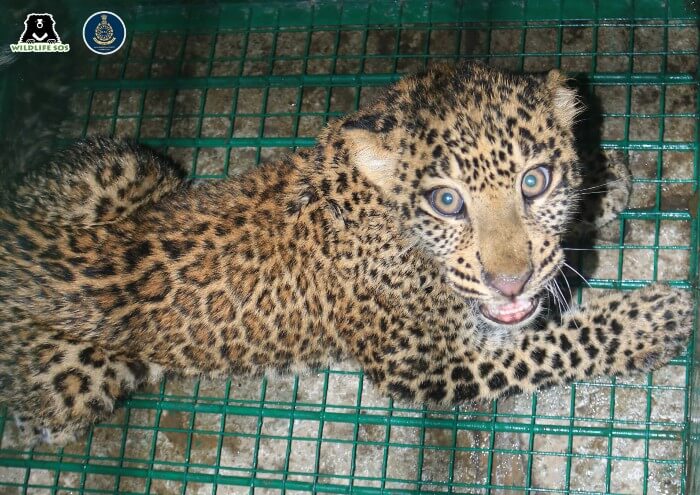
[479,297,539,325]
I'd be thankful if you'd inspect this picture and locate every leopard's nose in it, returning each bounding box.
[484,270,532,297]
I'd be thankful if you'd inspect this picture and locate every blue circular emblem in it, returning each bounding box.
[83,11,125,55]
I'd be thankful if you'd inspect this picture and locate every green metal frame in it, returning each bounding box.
[0,1,698,493]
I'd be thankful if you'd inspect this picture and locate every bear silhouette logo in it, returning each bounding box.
[10,13,70,53]
[19,13,61,44]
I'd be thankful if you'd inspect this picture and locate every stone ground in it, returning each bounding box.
[0,15,697,495]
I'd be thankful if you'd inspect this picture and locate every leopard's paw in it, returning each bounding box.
[571,150,632,241]
[607,284,692,373]
[13,413,80,447]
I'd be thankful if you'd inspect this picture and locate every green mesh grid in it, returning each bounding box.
[0,1,699,494]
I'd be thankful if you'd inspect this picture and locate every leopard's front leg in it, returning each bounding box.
[353,284,692,407]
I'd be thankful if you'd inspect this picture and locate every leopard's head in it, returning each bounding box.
[335,63,582,328]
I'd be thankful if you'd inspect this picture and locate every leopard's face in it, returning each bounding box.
[339,63,582,329]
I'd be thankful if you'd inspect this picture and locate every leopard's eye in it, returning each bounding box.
[428,187,464,216]
[521,166,551,199]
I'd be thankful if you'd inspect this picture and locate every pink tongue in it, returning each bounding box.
[486,300,533,323]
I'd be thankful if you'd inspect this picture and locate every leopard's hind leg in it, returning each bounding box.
[4,137,189,227]
[1,308,159,446]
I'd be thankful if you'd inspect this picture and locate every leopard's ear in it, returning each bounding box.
[546,69,581,129]
[340,116,397,187]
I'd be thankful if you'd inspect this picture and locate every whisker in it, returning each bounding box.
[576,178,627,194]
[545,283,563,315]
[556,283,570,315]
[544,293,552,319]
[577,190,617,196]
[548,278,569,315]
[550,283,562,313]
[550,282,563,314]
[557,266,580,317]
[563,239,623,250]
[554,278,578,327]
[553,277,572,314]
[557,266,575,302]
[562,261,592,289]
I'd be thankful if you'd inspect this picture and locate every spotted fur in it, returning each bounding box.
[0,63,691,445]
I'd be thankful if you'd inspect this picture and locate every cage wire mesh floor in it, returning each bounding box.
[0,0,699,494]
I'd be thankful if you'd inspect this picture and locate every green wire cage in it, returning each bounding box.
[0,0,699,493]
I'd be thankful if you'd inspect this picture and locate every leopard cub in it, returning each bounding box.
[0,63,691,445]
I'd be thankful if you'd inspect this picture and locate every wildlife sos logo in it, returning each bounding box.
[83,11,126,55]
[10,13,71,53]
